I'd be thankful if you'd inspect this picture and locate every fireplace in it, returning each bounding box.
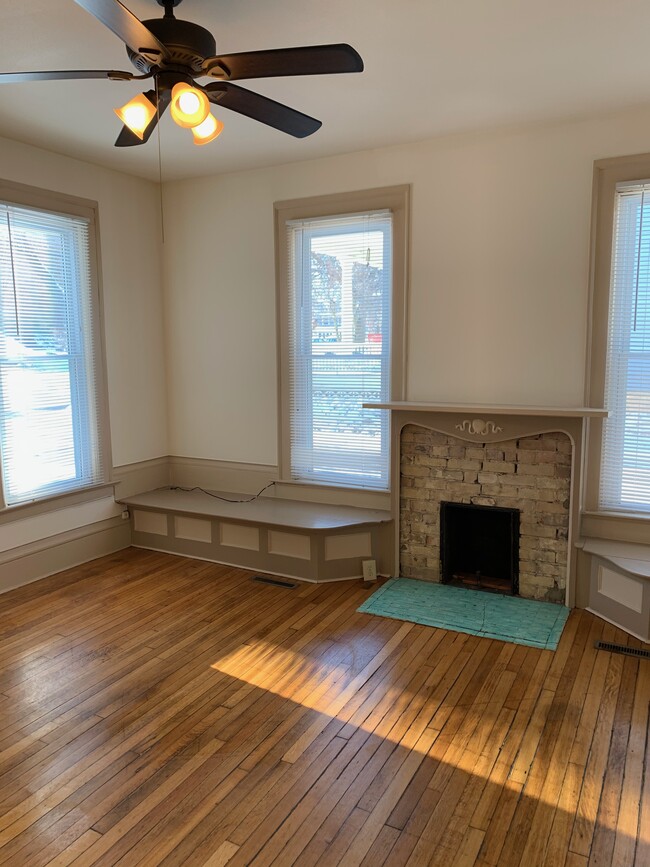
[362,399,608,606]
[440,501,520,595]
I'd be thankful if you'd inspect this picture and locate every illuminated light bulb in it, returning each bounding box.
[114,93,156,139]
[178,90,201,115]
[191,113,223,145]
[170,82,210,129]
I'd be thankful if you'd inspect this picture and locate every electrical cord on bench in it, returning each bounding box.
[168,481,276,503]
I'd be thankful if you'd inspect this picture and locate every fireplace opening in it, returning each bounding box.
[440,501,520,595]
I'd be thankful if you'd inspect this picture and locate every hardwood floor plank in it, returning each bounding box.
[569,648,626,856]
[302,805,369,866]
[0,549,645,867]
[280,620,415,764]
[587,652,639,866]
[0,749,137,866]
[635,681,650,867]
[542,761,584,867]
[197,841,240,867]
[324,727,439,865]
[112,767,248,867]
[65,738,227,866]
[513,618,605,866]
[162,719,347,867]
[564,854,589,867]
[382,831,421,866]
[450,826,485,866]
[359,824,401,866]
[472,781,523,867]
[42,830,102,867]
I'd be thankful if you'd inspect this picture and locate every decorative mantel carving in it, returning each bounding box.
[455,418,503,436]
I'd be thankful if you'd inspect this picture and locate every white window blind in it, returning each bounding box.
[286,210,392,489]
[0,202,105,505]
[600,183,650,511]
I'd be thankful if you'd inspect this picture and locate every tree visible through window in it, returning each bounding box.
[0,199,106,505]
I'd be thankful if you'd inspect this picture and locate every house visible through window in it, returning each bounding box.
[600,181,650,512]
[0,196,106,506]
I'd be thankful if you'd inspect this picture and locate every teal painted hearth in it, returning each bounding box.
[358,578,570,650]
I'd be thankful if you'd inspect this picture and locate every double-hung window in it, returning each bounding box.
[276,187,408,491]
[0,185,107,507]
[599,181,650,512]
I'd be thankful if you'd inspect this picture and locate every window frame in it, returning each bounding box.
[585,154,650,524]
[274,186,409,492]
[0,178,112,516]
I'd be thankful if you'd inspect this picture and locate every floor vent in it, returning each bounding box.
[595,641,650,659]
[252,576,297,589]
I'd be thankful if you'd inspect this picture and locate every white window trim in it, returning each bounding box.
[274,186,410,494]
[585,154,650,535]
[0,178,112,518]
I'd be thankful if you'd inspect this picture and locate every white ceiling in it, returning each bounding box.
[1,0,650,182]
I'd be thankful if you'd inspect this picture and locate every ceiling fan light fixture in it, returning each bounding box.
[114,93,156,139]
[191,112,223,145]
[170,82,210,128]
[2,2,363,149]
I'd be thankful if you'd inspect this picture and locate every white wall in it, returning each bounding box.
[0,135,167,555]
[162,104,650,466]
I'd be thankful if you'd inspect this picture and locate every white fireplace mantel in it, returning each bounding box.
[363,401,608,608]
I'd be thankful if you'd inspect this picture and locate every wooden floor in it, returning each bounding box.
[0,549,648,867]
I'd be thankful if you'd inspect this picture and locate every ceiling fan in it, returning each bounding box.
[0,0,364,147]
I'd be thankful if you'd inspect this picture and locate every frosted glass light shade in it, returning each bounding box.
[114,93,156,139]
[170,83,210,129]
[191,113,224,145]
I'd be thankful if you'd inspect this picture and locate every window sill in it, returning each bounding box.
[0,482,117,525]
[580,509,650,546]
[278,478,389,493]
[274,479,391,511]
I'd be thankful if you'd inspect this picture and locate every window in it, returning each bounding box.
[276,187,408,491]
[586,156,650,517]
[599,182,650,511]
[0,185,107,506]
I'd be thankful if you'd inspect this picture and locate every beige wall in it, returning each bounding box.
[161,104,650,466]
[4,101,650,575]
[0,134,167,555]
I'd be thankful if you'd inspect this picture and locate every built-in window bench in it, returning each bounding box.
[580,538,650,642]
[119,488,393,583]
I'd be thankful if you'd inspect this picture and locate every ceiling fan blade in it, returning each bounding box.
[114,88,169,147]
[74,0,169,64]
[0,69,138,84]
[203,44,363,81]
[204,81,321,138]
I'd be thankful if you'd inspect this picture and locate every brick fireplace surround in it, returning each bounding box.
[365,402,608,607]
[401,427,570,600]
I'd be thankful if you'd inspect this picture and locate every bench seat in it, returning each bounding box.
[120,487,394,583]
[581,537,650,642]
